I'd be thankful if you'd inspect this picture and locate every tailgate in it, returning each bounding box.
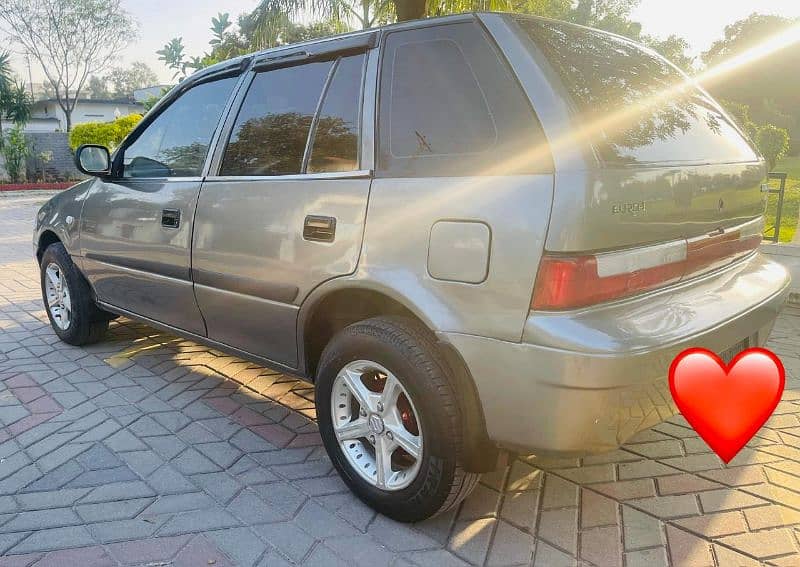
[548,161,766,252]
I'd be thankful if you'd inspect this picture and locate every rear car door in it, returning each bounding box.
[192,37,376,368]
[80,74,240,335]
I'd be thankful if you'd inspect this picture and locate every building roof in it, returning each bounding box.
[33,98,144,106]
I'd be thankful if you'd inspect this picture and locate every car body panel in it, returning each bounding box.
[189,48,380,368]
[79,177,207,335]
[444,252,790,453]
[33,179,93,260]
[544,162,767,253]
[357,175,554,342]
[192,173,372,367]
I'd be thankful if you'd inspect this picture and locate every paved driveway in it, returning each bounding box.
[1,193,800,566]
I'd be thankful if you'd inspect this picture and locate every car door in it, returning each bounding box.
[192,36,376,368]
[80,74,241,335]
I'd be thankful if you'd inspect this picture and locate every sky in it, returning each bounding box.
[6,0,800,86]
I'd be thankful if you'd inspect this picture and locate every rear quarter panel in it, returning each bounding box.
[351,175,553,341]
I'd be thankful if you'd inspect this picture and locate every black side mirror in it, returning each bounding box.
[75,144,111,176]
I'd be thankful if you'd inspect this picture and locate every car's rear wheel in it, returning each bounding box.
[316,316,479,522]
[40,242,109,346]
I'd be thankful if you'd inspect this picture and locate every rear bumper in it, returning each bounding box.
[441,252,790,454]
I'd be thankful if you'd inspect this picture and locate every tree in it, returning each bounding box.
[565,0,641,37]
[214,9,347,53]
[0,51,32,137]
[0,51,10,93]
[720,99,758,141]
[1,124,29,182]
[702,13,795,66]
[642,34,694,71]
[0,50,12,139]
[0,81,32,125]
[87,76,110,99]
[157,38,190,81]
[160,0,692,93]
[158,11,350,82]
[701,13,799,152]
[0,0,137,131]
[106,62,158,99]
[756,124,790,170]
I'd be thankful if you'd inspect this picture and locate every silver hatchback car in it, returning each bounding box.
[35,13,790,521]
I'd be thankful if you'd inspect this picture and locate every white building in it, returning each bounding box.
[133,85,172,103]
[29,98,145,132]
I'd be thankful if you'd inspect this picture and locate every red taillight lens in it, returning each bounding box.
[531,254,684,310]
[531,227,761,311]
[685,231,761,277]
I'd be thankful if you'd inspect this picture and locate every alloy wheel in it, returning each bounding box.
[44,262,72,330]
[331,360,423,491]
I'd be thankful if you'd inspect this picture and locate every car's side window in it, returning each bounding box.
[377,23,552,177]
[122,77,237,178]
[219,53,365,177]
[307,54,365,173]
[220,61,333,176]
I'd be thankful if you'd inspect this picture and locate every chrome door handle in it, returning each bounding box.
[303,215,336,242]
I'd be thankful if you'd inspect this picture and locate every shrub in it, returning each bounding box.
[69,113,143,151]
[1,124,30,183]
[756,124,790,170]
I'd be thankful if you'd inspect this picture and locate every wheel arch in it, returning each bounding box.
[299,283,499,472]
[36,230,63,264]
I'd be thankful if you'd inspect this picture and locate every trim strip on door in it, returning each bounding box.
[192,268,300,304]
[85,253,190,281]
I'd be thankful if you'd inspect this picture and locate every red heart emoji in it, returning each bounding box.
[669,347,785,463]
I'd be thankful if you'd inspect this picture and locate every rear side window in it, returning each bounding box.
[220,53,365,177]
[220,61,332,176]
[308,54,365,173]
[377,22,552,177]
[515,17,758,166]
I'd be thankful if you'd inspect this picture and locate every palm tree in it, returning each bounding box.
[0,51,13,139]
[247,0,572,44]
[3,81,32,124]
[247,0,394,40]
[0,51,32,145]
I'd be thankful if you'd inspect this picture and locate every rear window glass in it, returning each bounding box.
[515,17,758,166]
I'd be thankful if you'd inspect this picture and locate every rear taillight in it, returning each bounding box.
[531,225,761,311]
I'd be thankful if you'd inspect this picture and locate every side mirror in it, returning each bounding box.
[75,144,111,176]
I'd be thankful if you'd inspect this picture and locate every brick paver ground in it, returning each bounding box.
[1,192,800,566]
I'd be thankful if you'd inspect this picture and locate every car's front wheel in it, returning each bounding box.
[316,316,480,522]
[40,242,110,346]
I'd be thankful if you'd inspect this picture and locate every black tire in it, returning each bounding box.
[316,316,480,522]
[40,242,109,346]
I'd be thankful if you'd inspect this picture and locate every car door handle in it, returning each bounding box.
[161,209,181,228]
[303,215,336,242]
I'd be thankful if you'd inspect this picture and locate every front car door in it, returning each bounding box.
[192,36,377,368]
[80,74,241,335]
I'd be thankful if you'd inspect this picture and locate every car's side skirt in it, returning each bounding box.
[96,300,307,380]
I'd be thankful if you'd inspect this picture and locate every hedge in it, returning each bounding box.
[69,114,143,151]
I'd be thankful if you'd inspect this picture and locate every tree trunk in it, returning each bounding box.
[65,110,72,132]
[393,0,427,22]
[362,0,370,28]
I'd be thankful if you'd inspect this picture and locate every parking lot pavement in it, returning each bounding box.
[2,194,800,566]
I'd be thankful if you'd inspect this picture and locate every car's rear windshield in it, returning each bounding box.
[514,16,759,166]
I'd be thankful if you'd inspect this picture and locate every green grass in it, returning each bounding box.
[764,156,800,243]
